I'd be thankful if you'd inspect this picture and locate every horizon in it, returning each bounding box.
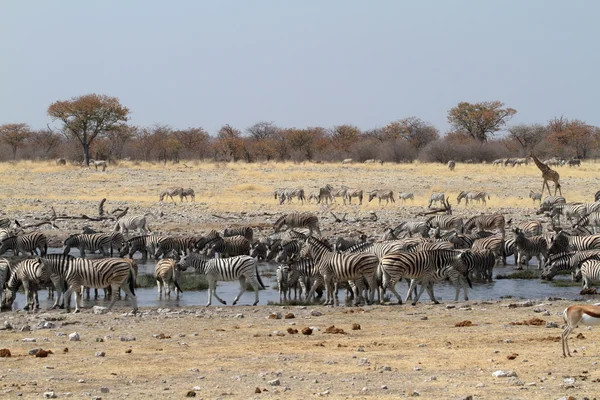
[1,1,599,136]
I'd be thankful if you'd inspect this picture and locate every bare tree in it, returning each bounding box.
[0,123,31,160]
[508,124,548,155]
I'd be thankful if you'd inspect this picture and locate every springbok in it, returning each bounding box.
[561,304,600,357]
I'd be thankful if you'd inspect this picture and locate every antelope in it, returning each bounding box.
[561,304,600,357]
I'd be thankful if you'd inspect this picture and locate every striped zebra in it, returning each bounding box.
[513,228,548,269]
[63,257,137,313]
[0,232,48,256]
[514,220,543,237]
[331,187,348,205]
[276,265,290,303]
[206,236,251,258]
[154,236,195,258]
[529,190,542,204]
[464,214,506,239]
[342,240,409,259]
[120,234,164,260]
[2,258,49,311]
[223,226,254,242]
[457,191,490,206]
[379,249,471,305]
[194,229,221,252]
[275,239,303,263]
[536,195,567,215]
[428,193,445,208]
[549,232,600,255]
[39,254,77,309]
[344,188,364,205]
[275,188,305,204]
[113,214,152,238]
[398,192,414,203]
[541,252,575,280]
[550,203,597,225]
[368,189,395,205]
[155,258,183,298]
[408,241,454,252]
[89,159,107,171]
[179,188,195,202]
[63,233,111,258]
[285,257,323,301]
[273,213,321,237]
[394,221,429,238]
[159,187,183,202]
[0,257,10,290]
[574,212,600,234]
[307,191,320,204]
[492,158,505,166]
[501,237,516,265]
[576,259,600,290]
[333,235,367,252]
[250,241,268,260]
[177,253,265,306]
[569,250,600,277]
[471,235,504,263]
[426,215,464,233]
[318,184,334,204]
[457,249,496,282]
[0,218,10,229]
[304,236,379,306]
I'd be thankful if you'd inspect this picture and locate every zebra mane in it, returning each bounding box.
[273,214,288,228]
[306,235,333,251]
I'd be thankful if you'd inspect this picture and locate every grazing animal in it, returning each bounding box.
[368,189,395,205]
[63,233,111,258]
[89,159,107,171]
[113,214,152,238]
[318,184,334,204]
[464,214,506,239]
[531,152,562,196]
[397,192,414,203]
[447,160,456,171]
[561,304,600,357]
[457,191,490,206]
[155,258,183,298]
[177,254,265,306]
[274,213,321,237]
[567,158,581,167]
[344,188,364,205]
[529,190,542,204]
[2,258,49,311]
[426,215,464,233]
[0,232,48,256]
[179,188,196,202]
[159,187,183,202]
[428,193,445,208]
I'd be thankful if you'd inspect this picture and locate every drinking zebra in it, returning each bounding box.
[428,193,445,208]
[275,239,303,263]
[397,192,414,203]
[63,257,137,313]
[113,214,152,238]
[205,236,251,258]
[379,249,471,305]
[159,187,184,202]
[0,232,48,256]
[155,258,183,299]
[89,159,107,171]
[2,258,50,311]
[177,253,265,306]
[63,233,111,258]
[513,228,548,269]
[344,188,364,205]
[576,259,600,290]
[180,188,195,202]
[273,213,321,237]
[457,249,496,282]
[457,191,490,206]
[549,232,600,255]
[471,235,505,263]
[426,215,464,233]
[154,236,195,259]
[223,226,254,242]
[303,236,379,306]
[569,250,600,276]
[394,221,429,238]
[284,257,323,301]
[536,195,567,215]
[540,252,576,280]
[529,190,542,204]
[463,214,506,239]
[120,234,164,260]
[368,189,395,205]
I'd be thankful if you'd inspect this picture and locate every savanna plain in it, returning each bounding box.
[2,160,600,400]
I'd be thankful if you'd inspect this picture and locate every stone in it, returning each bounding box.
[546,321,559,328]
[492,370,517,378]
[100,387,110,393]
[310,310,322,317]
[301,327,312,335]
[44,392,57,399]
[0,348,11,357]
[69,332,80,341]
[185,390,196,397]
[95,351,106,357]
[268,313,282,319]
[255,387,261,393]
[20,325,31,332]
[120,336,136,342]
[284,313,295,319]
[268,379,280,386]
[351,323,361,330]
[93,306,109,315]
[35,349,52,357]
[21,338,36,342]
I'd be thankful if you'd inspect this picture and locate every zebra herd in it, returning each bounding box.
[6,188,600,312]
[274,185,403,206]
[493,157,581,167]
[159,187,196,203]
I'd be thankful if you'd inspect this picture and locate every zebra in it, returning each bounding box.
[303,236,379,306]
[179,188,195,202]
[159,187,183,202]
[447,160,456,171]
[154,236,195,259]
[278,188,306,204]
[113,214,152,238]
[275,239,303,263]
[501,236,516,265]
[0,218,10,229]
[514,220,543,237]
[471,235,505,263]
[397,192,414,203]
[273,213,321,237]
[368,189,395,205]
[576,259,600,290]
[574,211,600,234]
[513,228,548,269]
[250,241,268,260]
[0,232,48,256]
[379,249,471,305]
[206,236,251,258]
[194,229,221,252]
[569,250,600,277]
[155,258,183,298]
[394,221,429,238]
[177,253,265,306]
[63,233,111,258]
[329,187,347,205]
[318,184,334,204]
[536,195,567,215]
[276,265,290,303]
[39,254,77,309]
[428,193,445,208]
[63,257,137,313]
[408,241,454,252]
[307,191,320,204]
[426,215,464,233]
[344,188,364,205]
[223,226,254,242]
[567,158,581,167]
[2,258,50,311]
[529,190,542,204]
[333,235,367,252]
[89,159,107,171]
[342,240,409,259]
[549,232,600,255]
[457,249,496,282]
[457,191,490,206]
[463,214,506,239]
[120,234,164,260]
[540,252,576,280]
[285,257,323,301]
[492,158,505,166]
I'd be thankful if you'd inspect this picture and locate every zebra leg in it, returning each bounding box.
[348,281,360,307]
[50,276,64,309]
[249,277,261,306]
[70,285,84,313]
[119,280,138,314]
[107,283,122,311]
[421,282,439,305]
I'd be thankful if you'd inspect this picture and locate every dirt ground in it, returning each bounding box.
[1,160,600,399]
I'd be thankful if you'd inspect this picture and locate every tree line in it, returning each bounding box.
[0,94,598,165]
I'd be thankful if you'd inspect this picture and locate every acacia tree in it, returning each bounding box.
[507,124,548,155]
[0,123,31,160]
[329,125,361,153]
[215,124,244,161]
[30,128,63,159]
[47,94,130,165]
[447,101,517,142]
[381,117,439,149]
[547,117,598,159]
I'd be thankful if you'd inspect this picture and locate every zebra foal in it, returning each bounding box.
[155,258,183,298]
[114,214,152,238]
[63,233,111,258]
[160,187,183,202]
[0,232,48,256]
[368,189,395,205]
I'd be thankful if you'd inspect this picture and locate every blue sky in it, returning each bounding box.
[1,0,598,135]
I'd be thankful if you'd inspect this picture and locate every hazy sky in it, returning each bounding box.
[1,1,598,136]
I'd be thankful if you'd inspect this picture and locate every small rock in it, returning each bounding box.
[301,327,312,335]
[78,379,86,383]
[93,306,109,315]
[235,314,244,319]
[420,316,428,320]
[21,338,36,342]
[446,305,455,309]
[503,339,513,343]
[255,387,261,394]
[0,348,11,357]
[357,358,370,366]
[287,328,298,334]
[492,370,517,378]
[351,323,361,330]
[35,349,52,358]
[4,321,13,330]
[284,313,295,319]
[185,390,196,397]
[546,322,559,328]
[44,392,57,399]
[411,390,420,396]
[69,332,80,342]
[44,365,55,369]
[100,387,110,393]
[381,385,388,390]
[95,338,104,342]
[268,379,280,386]
[63,348,69,353]
[563,377,575,385]
[268,313,282,320]
[413,366,421,371]
[310,310,322,317]
[362,387,368,392]
[417,343,427,348]
[120,336,136,342]
[20,325,31,332]
[95,351,106,357]
[507,353,519,360]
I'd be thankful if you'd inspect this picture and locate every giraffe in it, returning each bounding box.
[530,153,562,197]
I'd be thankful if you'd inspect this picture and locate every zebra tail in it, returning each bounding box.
[128,268,136,296]
[174,279,183,294]
[255,262,266,289]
